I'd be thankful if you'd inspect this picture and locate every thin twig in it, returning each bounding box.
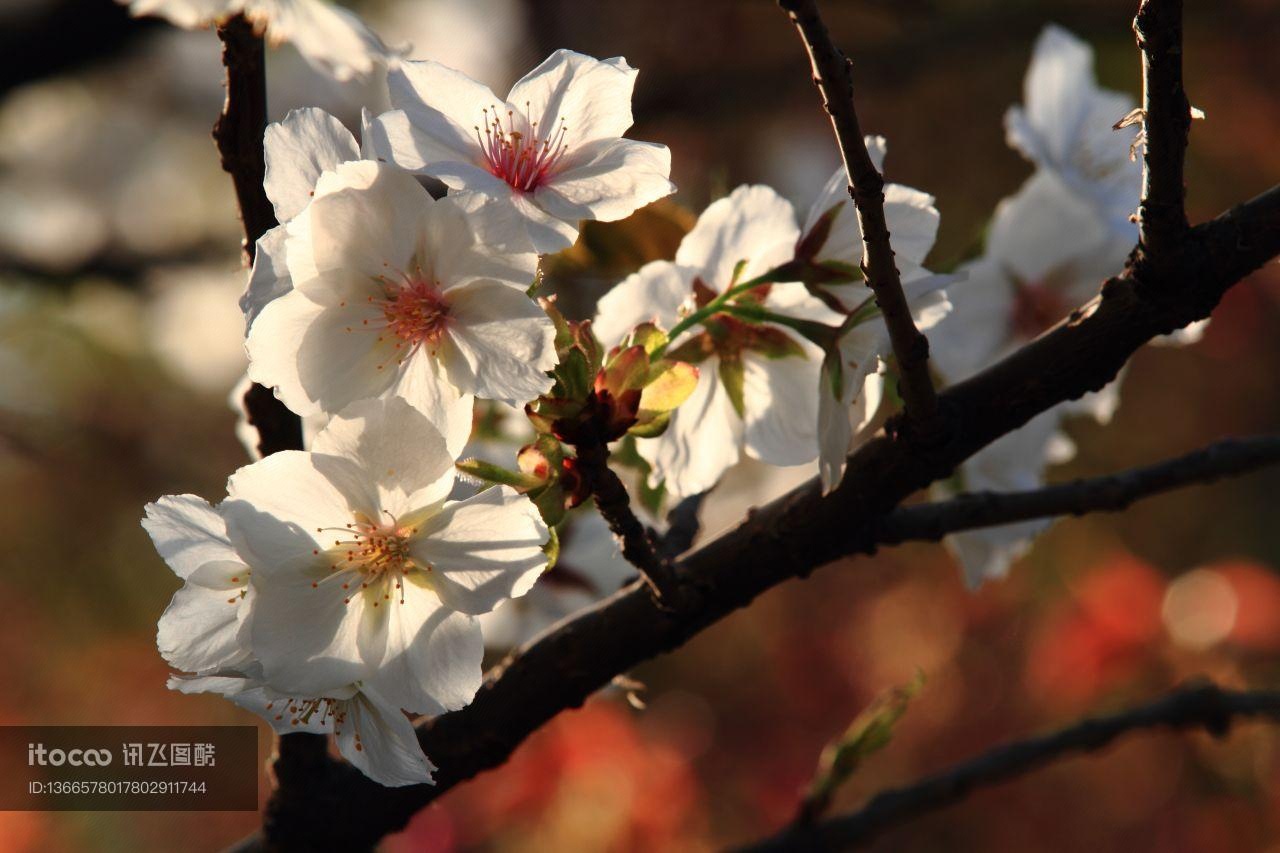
[737,683,1280,852]
[1134,0,1191,257]
[779,0,940,435]
[575,437,683,603]
[875,434,1280,543]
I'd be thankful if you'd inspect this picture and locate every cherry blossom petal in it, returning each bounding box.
[253,0,391,83]
[382,61,501,166]
[362,585,483,715]
[507,51,637,147]
[310,397,458,514]
[741,350,821,467]
[387,354,475,461]
[123,0,229,29]
[535,138,674,224]
[675,184,799,287]
[156,560,253,673]
[592,259,690,345]
[142,494,238,579]
[408,486,548,616]
[336,688,437,786]
[242,224,290,333]
[444,281,557,404]
[264,107,360,222]
[223,450,353,572]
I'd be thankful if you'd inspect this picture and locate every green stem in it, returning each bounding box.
[655,269,792,358]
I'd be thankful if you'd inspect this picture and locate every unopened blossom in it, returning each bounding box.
[222,398,549,716]
[372,49,675,254]
[1005,24,1140,231]
[170,664,434,786]
[247,159,553,443]
[122,0,395,82]
[595,184,841,498]
[143,494,255,673]
[938,409,1076,587]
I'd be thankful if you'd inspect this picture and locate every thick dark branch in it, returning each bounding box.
[778,0,940,434]
[575,438,682,602]
[211,16,304,463]
[739,683,1280,852]
[876,434,1280,543]
[213,14,277,263]
[1134,0,1191,256]
[212,12,322,798]
[234,180,1280,852]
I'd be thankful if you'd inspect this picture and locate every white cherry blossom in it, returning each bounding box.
[170,664,434,786]
[142,494,254,673]
[595,184,841,498]
[122,0,395,82]
[1005,24,1140,231]
[372,49,675,254]
[929,171,1128,425]
[246,159,552,445]
[221,397,549,717]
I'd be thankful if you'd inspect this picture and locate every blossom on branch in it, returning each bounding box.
[122,0,396,81]
[372,49,675,254]
[222,398,549,718]
[595,184,840,499]
[246,159,553,451]
[170,665,435,786]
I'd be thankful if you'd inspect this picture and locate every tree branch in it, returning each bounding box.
[1134,0,1191,258]
[738,683,1280,852]
[778,0,940,435]
[574,437,683,603]
[211,12,324,794]
[229,177,1280,852]
[875,433,1280,544]
[211,16,305,463]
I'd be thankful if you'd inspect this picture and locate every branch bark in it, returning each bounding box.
[1134,0,1191,258]
[875,433,1280,544]
[211,17,305,463]
[778,0,941,435]
[739,683,1280,852]
[212,12,324,792]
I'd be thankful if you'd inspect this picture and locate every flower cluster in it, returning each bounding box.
[927,25,1200,586]
[143,7,1167,786]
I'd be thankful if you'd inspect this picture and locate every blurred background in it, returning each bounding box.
[1,0,1278,850]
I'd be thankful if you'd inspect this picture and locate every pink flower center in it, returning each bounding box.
[379,275,451,351]
[475,105,569,192]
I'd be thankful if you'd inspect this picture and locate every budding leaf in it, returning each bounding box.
[455,458,543,490]
[799,671,925,824]
[638,361,699,414]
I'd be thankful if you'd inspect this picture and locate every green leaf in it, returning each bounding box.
[601,345,650,395]
[557,348,593,401]
[623,322,669,355]
[628,410,672,438]
[718,357,746,418]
